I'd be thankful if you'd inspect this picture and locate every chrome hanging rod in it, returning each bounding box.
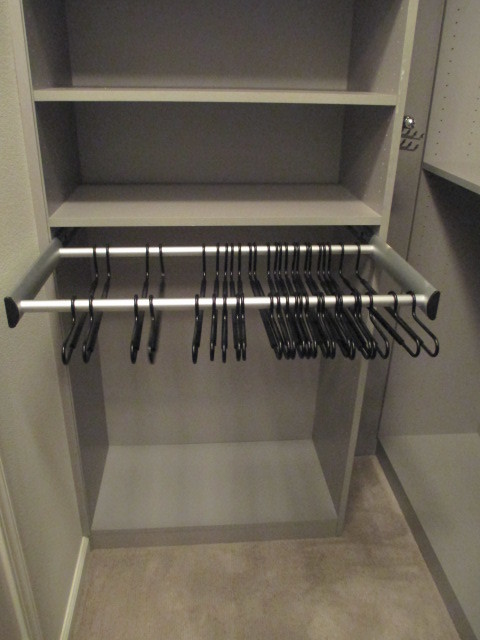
[59,244,375,259]
[19,293,427,314]
[4,236,440,328]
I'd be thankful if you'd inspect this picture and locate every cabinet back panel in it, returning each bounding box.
[65,0,353,90]
[22,0,72,87]
[75,103,343,184]
[80,226,350,445]
[347,0,412,93]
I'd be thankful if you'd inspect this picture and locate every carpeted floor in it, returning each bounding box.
[71,456,459,639]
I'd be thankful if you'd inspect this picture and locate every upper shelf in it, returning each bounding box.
[33,88,398,106]
[48,184,382,228]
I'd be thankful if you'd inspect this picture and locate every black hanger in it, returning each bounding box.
[130,244,150,363]
[303,245,333,358]
[210,245,220,361]
[289,244,316,359]
[236,246,246,360]
[386,291,421,357]
[269,243,297,358]
[62,246,100,364]
[221,244,229,363]
[210,294,218,361]
[353,245,420,358]
[312,245,353,359]
[338,245,376,359]
[229,243,241,361]
[147,245,165,364]
[406,291,439,357]
[366,293,390,359]
[82,244,111,363]
[192,294,201,363]
[191,245,207,363]
[248,242,282,360]
[221,294,228,363]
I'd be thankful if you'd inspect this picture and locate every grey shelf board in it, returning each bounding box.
[423,161,480,196]
[33,87,398,106]
[381,433,480,639]
[48,184,383,227]
[91,440,337,546]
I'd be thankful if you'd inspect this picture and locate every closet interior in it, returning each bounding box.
[7,0,441,547]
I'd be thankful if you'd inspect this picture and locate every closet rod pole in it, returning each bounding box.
[370,235,440,320]
[19,293,428,314]
[59,244,375,259]
[4,238,62,328]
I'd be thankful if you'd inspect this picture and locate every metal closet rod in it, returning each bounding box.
[4,236,441,328]
[19,293,428,314]
[59,243,374,258]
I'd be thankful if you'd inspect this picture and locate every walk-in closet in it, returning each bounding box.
[1,0,478,638]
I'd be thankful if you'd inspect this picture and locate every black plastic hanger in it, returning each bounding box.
[353,245,420,358]
[147,245,165,364]
[221,244,229,363]
[82,245,111,363]
[130,244,150,363]
[209,245,220,361]
[62,246,100,364]
[406,291,439,357]
[191,246,207,363]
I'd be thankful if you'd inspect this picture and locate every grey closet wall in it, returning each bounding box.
[356,0,446,454]
[0,0,83,637]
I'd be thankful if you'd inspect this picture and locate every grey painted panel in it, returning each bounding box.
[66,0,352,90]
[313,356,362,515]
[22,0,72,87]
[341,106,395,215]
[356,0,446,455]
[35,102,81,216]
[380,173,480,437]
[92,442,336,529]
[74,103,343,185]
[347,0,410,93]
[381,434,480,638]
[424,0,480,189]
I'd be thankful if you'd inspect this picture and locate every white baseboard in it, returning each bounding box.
[59,536,89,640]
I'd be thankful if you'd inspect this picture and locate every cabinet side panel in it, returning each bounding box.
[312,357,362,519]
[380,173,480,438]
[22,0,72,87]
[66,0,352,90]
[75,103,343,185]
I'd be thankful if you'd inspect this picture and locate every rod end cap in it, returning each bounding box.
[4,298,20,328]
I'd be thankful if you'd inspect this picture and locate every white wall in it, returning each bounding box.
[0,0,83,637]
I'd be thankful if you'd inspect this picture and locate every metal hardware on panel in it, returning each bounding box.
[401,114,425,151]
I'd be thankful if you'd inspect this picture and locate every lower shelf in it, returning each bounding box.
[91,440,337,547]
[47,183,382,227]
[381,433,480,639]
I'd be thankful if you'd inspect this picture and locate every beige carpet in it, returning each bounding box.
[71,456,459,640]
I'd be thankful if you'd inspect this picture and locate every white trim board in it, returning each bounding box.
[0,457,43,640]
[59,537,89,640]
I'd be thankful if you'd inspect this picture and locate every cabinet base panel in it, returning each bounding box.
[91,441,337,547]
